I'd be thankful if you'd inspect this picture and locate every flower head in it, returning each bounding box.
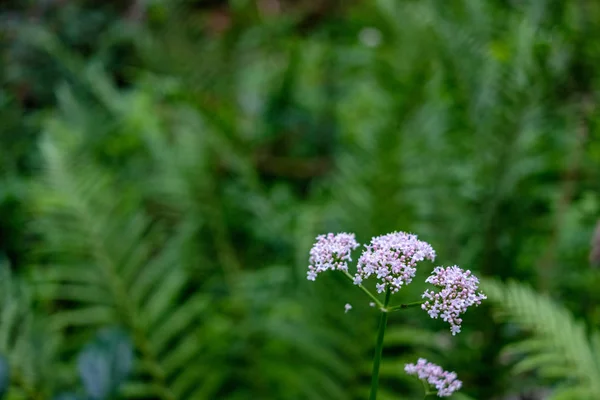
[404,358,462,397]
[421,266,486,335]
[307,233,360,281]
[354,232,435,294]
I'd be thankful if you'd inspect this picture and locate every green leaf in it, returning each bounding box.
[549,386,595,400]
[484,278,600,397]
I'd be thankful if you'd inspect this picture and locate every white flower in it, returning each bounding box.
[307,233,360,281]
[421,266,486,335]
[355,232,436,294]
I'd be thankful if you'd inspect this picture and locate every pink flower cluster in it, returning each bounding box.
[354,232,436,294]
[307,233,360,281]
[422,266,487,335]
[404,358,462,397]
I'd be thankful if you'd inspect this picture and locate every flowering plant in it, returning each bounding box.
[307,231,486,398]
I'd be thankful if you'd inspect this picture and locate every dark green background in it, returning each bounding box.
[1,1,599,399]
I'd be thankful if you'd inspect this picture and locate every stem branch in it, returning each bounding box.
[342,271,383,308]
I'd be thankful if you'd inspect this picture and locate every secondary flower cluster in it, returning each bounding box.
[306,232,485,335]
[404,358,462,397]
[307,233,359,281]
[354,232,436,293]
[421,266,487,335]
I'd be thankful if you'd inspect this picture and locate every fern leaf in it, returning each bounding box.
[483,278,600,397]
[33,128,208,400]
[0,261,58,398]
[549,386,596,400]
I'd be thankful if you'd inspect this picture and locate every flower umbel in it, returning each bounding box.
[355,232,435,294]
[405,358,462,397]
[307,233,360,281]
[306,231,479,398]
[421,266,486,335]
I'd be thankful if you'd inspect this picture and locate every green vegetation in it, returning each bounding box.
[485,279,600,400]
[1,0,600,398]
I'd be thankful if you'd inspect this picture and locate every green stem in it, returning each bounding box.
[387,300,424,312]
[342,271,383,308]
[369,287,391,400]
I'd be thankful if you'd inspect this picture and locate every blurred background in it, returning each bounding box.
[1,0,600,399]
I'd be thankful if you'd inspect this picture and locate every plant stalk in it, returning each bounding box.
[369,286,391,400]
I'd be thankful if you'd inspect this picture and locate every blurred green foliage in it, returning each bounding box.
[485,278,600,400]
[1,0,600,399]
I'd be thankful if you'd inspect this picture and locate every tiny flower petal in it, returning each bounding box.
[404,358,462,397]
[344,303,352,313]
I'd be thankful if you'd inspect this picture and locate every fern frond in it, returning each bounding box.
[0,261,59,399]
[31,128,205,400]
[484,278,600,399]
